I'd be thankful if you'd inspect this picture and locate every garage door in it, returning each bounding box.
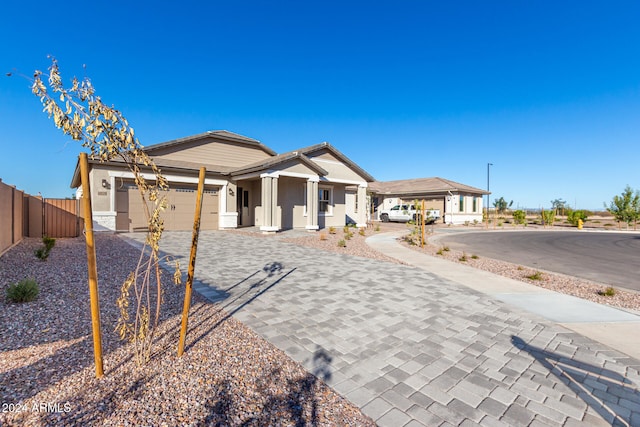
[116,183,219,232]
[166,187,219,231]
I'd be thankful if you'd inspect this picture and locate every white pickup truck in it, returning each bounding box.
[379,204,441,223]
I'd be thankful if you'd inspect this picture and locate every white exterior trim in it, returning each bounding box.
[107,170,227,186]
[260,171,320,181]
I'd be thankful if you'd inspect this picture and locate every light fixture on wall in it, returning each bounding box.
[101,179,110,189]
[228,188,234,197]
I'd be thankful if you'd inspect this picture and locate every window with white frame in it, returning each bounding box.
[459,195,465,212]
[319,186,333,215]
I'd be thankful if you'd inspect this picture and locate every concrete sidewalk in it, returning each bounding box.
[366,231,640,363]
[123,230,640,426]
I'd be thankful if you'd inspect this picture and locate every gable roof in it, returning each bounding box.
[230,151,328,177]
[296,142,375,182]
[143,130,277,156]
[369,177,489,195]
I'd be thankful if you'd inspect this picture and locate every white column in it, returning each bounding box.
[306,179,319,230]
[356,184,367,228]
[271,176,279,230]
[260,176,279,232]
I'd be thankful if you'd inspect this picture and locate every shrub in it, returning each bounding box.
[566,209,588,226]
[358,228,365,236]
[598,287,616,297]
[319,233,327,241]
[328,226,336,234]
[374,224,381,232]
[512,210,526,226]
[525,271,543,281]
[337,239,346,248]
[471,254,479,259]
[6,278,39,303]
[459,253,468,262]
[43,236,56,251]
[34,236,56,261]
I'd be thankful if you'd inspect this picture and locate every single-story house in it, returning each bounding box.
[369,177,489,225]
[70,130,374,232]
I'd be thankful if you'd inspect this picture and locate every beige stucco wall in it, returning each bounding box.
[277,177,305,229]
[307,149,368,183]
[90,167,112,212]
[150,138,272,168]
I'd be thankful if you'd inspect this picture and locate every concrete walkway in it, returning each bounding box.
[123,230,640,426]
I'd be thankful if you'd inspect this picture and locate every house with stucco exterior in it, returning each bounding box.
[70,130,374,232]
[369,177,489,225]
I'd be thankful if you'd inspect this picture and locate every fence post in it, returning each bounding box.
[79,153,104,378]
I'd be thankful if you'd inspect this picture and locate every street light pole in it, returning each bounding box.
[486,163,493,228]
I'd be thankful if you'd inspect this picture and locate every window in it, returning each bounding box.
[472,197,477,212]
[459,196,464,212]
[319,186,333,215]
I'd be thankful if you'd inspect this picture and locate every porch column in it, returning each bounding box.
[260,175,280,232]
[356,184,367,228]
[305,178,319,231]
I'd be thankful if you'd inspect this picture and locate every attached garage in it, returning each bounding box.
[116,182,219,232]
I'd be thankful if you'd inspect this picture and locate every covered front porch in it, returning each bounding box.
[230,150,368,233]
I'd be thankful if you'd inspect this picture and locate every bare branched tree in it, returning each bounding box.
[28,57,181,365]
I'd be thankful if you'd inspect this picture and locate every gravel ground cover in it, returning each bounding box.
[0,235,374,426]
[283,222,640,312]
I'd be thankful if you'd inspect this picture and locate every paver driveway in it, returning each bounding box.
[123,230,640,426]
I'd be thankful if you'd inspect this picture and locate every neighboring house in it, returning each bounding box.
[368,177,489,225]
[70,130,374,232]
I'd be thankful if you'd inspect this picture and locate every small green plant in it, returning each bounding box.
[344,233,352,240]
[6,278,39,303]
[343,226,350,234]
[459,253,468,262]
[328,226,336,234]
[471,254,479,259]
[442,246,450,252]
[566,209,589,226]
[598,286,616,297]
[374,224,381,232]
[34,236,56,261]
[517,266,524,271]
[337,239,346,247]
[436,248,444,255]
[525,271,543,281]
[512,210,526,226]
[358,228,366,236]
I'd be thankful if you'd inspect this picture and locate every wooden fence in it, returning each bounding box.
[0,179,80,255]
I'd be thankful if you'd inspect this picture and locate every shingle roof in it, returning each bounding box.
[369,177,489,195]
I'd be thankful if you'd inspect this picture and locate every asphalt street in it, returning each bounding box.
[433,229,640,292]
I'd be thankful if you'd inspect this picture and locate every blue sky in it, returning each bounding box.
[1,1,639,210]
